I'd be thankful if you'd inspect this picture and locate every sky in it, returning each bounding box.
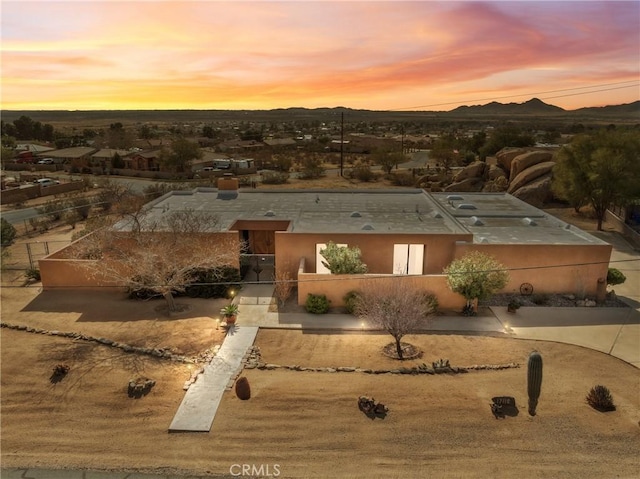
[1,1,639,111]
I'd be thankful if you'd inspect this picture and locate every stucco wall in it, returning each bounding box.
[297,265,466,310]
[453,242,612,296]
[275,231,472,279]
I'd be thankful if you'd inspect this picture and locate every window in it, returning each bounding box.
[316,243,347,274]
[393,244,424,275]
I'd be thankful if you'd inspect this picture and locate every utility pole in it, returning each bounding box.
[340,112,344,177]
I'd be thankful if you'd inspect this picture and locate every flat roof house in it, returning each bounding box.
[40,180,612,310]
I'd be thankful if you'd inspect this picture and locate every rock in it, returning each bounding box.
[453,161,486,182]
[265,363,279,370]
[337,367,355,372]
[511,173,553,208]
[585,299,597,307]
[235,376,251,400]
[496,147,529,172]
[444,177,483,192]
[488,164,507,180]
[326,368,337,373]
[507,161,555,193]
[509,151,554,181]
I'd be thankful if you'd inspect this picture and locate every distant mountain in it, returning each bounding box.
[448,98,565,115]
[571,100,640,116]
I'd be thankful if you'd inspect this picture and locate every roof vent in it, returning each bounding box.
[264,210,276,217]
[433,212,443,219]
[361,224,374,230]
[457,203,477,210]
[479,237,490,243]
[564,224,571,230]
[350,211,362,218]
[523,217,537,226]
[447,195,464,201]
[470,216,484,226]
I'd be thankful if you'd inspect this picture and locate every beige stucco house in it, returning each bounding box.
[40,178,611,310]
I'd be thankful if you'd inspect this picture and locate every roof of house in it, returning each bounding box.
[16,143,55,153]
[91,149,130,159]
[45,147,97,158]
[137,188,607,246]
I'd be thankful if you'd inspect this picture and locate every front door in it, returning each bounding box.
[249,230,275,254]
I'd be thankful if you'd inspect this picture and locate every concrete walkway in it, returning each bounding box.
[168,325,258,433]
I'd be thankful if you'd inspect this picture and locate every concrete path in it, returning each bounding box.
[168,325,258,433]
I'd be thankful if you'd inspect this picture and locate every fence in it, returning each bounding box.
[3,240,71,271]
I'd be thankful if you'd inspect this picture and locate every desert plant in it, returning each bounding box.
[261,171,289,184]
[25,267,41,281]
[305,293,330,314]
[507,299,521,312]
[1,217,17,247]
[220,303,239,318]
[350,162,377,182]
[184,267,241,298]
[586,385,616,412]
[320,242,367,274]
[606,268,626,287]
[273,268,294,307]
[527,351,543,416]
[343,290,361,314]
[389,172,415,186]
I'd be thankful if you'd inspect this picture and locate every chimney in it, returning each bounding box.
[217,174,239,191]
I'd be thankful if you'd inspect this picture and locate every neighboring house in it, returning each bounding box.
[124,150,162,171]
[40,183,612,310]
[264,138,297,148]
[218,139,265,152]
[38,147,97,165]
[90,149,130,169]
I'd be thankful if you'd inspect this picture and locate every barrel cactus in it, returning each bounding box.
[527,351,543,416]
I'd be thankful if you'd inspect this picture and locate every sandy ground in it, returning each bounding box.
[2,303,639,478]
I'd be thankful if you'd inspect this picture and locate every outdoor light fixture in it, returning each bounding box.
[216,318,220,330]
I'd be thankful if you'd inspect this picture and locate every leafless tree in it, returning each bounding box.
[354,280,438,359]
[71,208,242,313]
[273,266,294,307]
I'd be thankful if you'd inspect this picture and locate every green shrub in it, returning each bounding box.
[606,268,626,287]
[343,290,361,314]
[305,293,330,314]
[350,163,377,182]
[586,385,616,412]
[1,217,17,247]
[25,267,41,281]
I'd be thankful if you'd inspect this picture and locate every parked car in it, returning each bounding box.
[37,158,55,164]
[33,178,60,187]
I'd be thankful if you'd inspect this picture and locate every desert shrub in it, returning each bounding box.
[606,268,626,287]
[531,293,550,305]
[1,218,17,247]
[274,268,294,307]
[586,385,616,412]
[184,267,241,298]
[320,242,367,274]
[261,171,289,185]
[36,200,64,222]
[25,267,41,281]
[350,163,377,182]
[389,172,415,187]
[343,290,361,314]
[305,293,330,314]
[143,182,174,200]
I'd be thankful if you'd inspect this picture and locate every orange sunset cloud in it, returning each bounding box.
[1,1,638,111]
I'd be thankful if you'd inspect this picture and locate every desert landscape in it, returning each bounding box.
[1,283,639,478]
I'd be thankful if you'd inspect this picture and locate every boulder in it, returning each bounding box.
[511,173,553,207]
[508,161,555,193]
[444,177,484,192]
[488,164,507,180]
[510,151,554,181]
[453,161,486,182]
[495,147,529,172]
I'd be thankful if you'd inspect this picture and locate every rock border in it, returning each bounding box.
[242,346,519,375]
[0,321,216,365]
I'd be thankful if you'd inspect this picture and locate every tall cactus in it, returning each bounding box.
[527,351,543,416]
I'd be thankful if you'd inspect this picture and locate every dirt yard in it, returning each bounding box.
[1,290,639,479]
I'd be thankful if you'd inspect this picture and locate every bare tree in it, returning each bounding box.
[273,267,294,308]
[354,280,438,359]
[71,208,242,312]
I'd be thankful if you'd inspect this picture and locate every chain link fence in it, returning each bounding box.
[2,240,71,271]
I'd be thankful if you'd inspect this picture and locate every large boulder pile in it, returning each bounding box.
[443,148,557,207]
